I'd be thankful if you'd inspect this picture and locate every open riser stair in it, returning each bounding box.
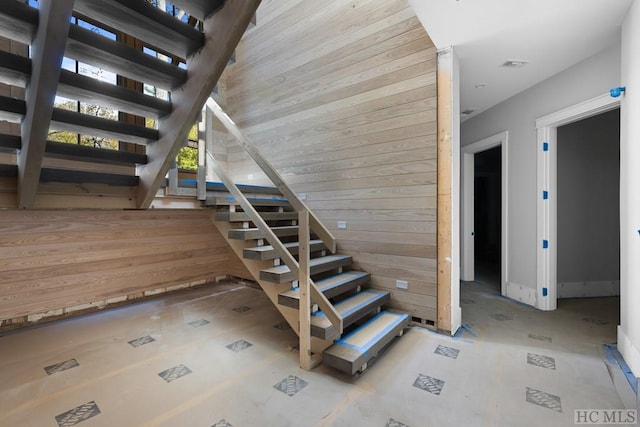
[208,190,409,374]
[0,0,259,208]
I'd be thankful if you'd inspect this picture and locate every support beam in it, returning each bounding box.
[18,0,74,209]
[136,0,261,208]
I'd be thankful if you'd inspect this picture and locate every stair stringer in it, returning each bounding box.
[209,213,335,355]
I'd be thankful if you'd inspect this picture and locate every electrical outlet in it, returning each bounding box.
[396,280,408,290]
[337,221,347,229]
[298,193,307,200]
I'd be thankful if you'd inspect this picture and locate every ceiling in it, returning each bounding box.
[410,0,634,121]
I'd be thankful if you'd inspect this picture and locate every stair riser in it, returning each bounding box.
[260,258,351,283]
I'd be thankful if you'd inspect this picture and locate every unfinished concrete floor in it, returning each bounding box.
[0,280,629,427]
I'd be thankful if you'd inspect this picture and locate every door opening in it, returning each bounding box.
[474,146,502,292]
[461,131,508,296]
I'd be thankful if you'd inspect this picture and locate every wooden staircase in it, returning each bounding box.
[0,0,259,209]
[205,100,409,374]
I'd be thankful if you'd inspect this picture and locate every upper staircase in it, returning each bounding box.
[0,0,259,209]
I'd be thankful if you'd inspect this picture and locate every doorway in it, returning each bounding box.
[556,109,620,299]
[461,131,508,295]
[535,93,621,310]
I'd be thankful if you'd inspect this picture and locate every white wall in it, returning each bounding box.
[461,42,621,306]
[618,0,640,378]
[556,109,620,297]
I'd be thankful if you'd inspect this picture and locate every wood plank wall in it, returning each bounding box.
[224,0,438,322]
[0,210,250,326]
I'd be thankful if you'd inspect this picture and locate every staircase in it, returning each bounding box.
[0,0,259,209]
[205,101,409,375]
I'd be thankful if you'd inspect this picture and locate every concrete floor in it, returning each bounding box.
[0,279,631,427]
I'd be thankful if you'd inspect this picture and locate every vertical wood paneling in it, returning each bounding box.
[224,0,438,322]
[0,210,250,322]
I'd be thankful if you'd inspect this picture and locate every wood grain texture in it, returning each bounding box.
[0,210,250,320]
[224,0,437,323]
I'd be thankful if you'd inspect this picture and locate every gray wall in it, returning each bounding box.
[461,41,621,296]
[557,109,620,290]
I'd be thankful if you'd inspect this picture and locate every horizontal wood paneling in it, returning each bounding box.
[225,0,438,322]
[0,210,250,321]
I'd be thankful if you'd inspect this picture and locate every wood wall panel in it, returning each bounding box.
[0,210,250,323]
[224,0,438,322]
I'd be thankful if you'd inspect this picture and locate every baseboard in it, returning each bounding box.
[558,280,620,298]
[505,282,537,307]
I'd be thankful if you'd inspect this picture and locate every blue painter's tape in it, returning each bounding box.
[335,312,408,355]
[543,142,549,152]
[454,323,477,338]
[315,290,381,319]
[543,191,548,200]
[542,288,548,297]
[542,240,549,249]
[638,230,640,236]
[603,344,638,393]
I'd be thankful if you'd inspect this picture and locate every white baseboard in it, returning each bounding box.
[505,282,537,307]
[558,280,620,298]
[617,325,640,381]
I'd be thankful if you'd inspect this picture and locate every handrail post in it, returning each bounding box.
[298,209,312,370]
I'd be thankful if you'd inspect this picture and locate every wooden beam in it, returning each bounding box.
[169,0,225,22]
[18,0,74,209]
[437,48,453,333]
[0,1,37,45]
[73,0,204,59]
[50,108,158,145]
[65,24,186,91]
[136,0,262,208]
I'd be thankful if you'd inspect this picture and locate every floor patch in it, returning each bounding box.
[527,353,556,370]
[232,306,250,313]
[158,364,192,383]
[386,418,410,427]
[528,333,552,343]
[273,321,292,330]
[273,375,308,397]
[434,345,460,359]
[526,387,562,412]
[128,335,156,348]
[413,374,445,395]
[44,359,79,375]
[226,339,253,352]
[188,319,210,327]
[490,313,513,321]
[55,401,101,427]
[461,298,476,304]
[211,419,233,427]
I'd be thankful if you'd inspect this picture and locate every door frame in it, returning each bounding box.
[461,131,509,296]
[535,93,620,310]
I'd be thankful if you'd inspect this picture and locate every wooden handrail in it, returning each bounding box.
[205,98,337,253]
[207,136,343,336]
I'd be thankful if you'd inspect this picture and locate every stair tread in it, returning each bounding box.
[311,289,389,329]
[217,211,297,222]
[206,195,290,206]
[247,239,323,253]
[280,271,369,300]
[262,255,350,274]
[228,225,299,240]
[323,311,409,374]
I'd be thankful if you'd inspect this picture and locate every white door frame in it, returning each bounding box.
[461,131,509,296]
[535,93,620,310]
